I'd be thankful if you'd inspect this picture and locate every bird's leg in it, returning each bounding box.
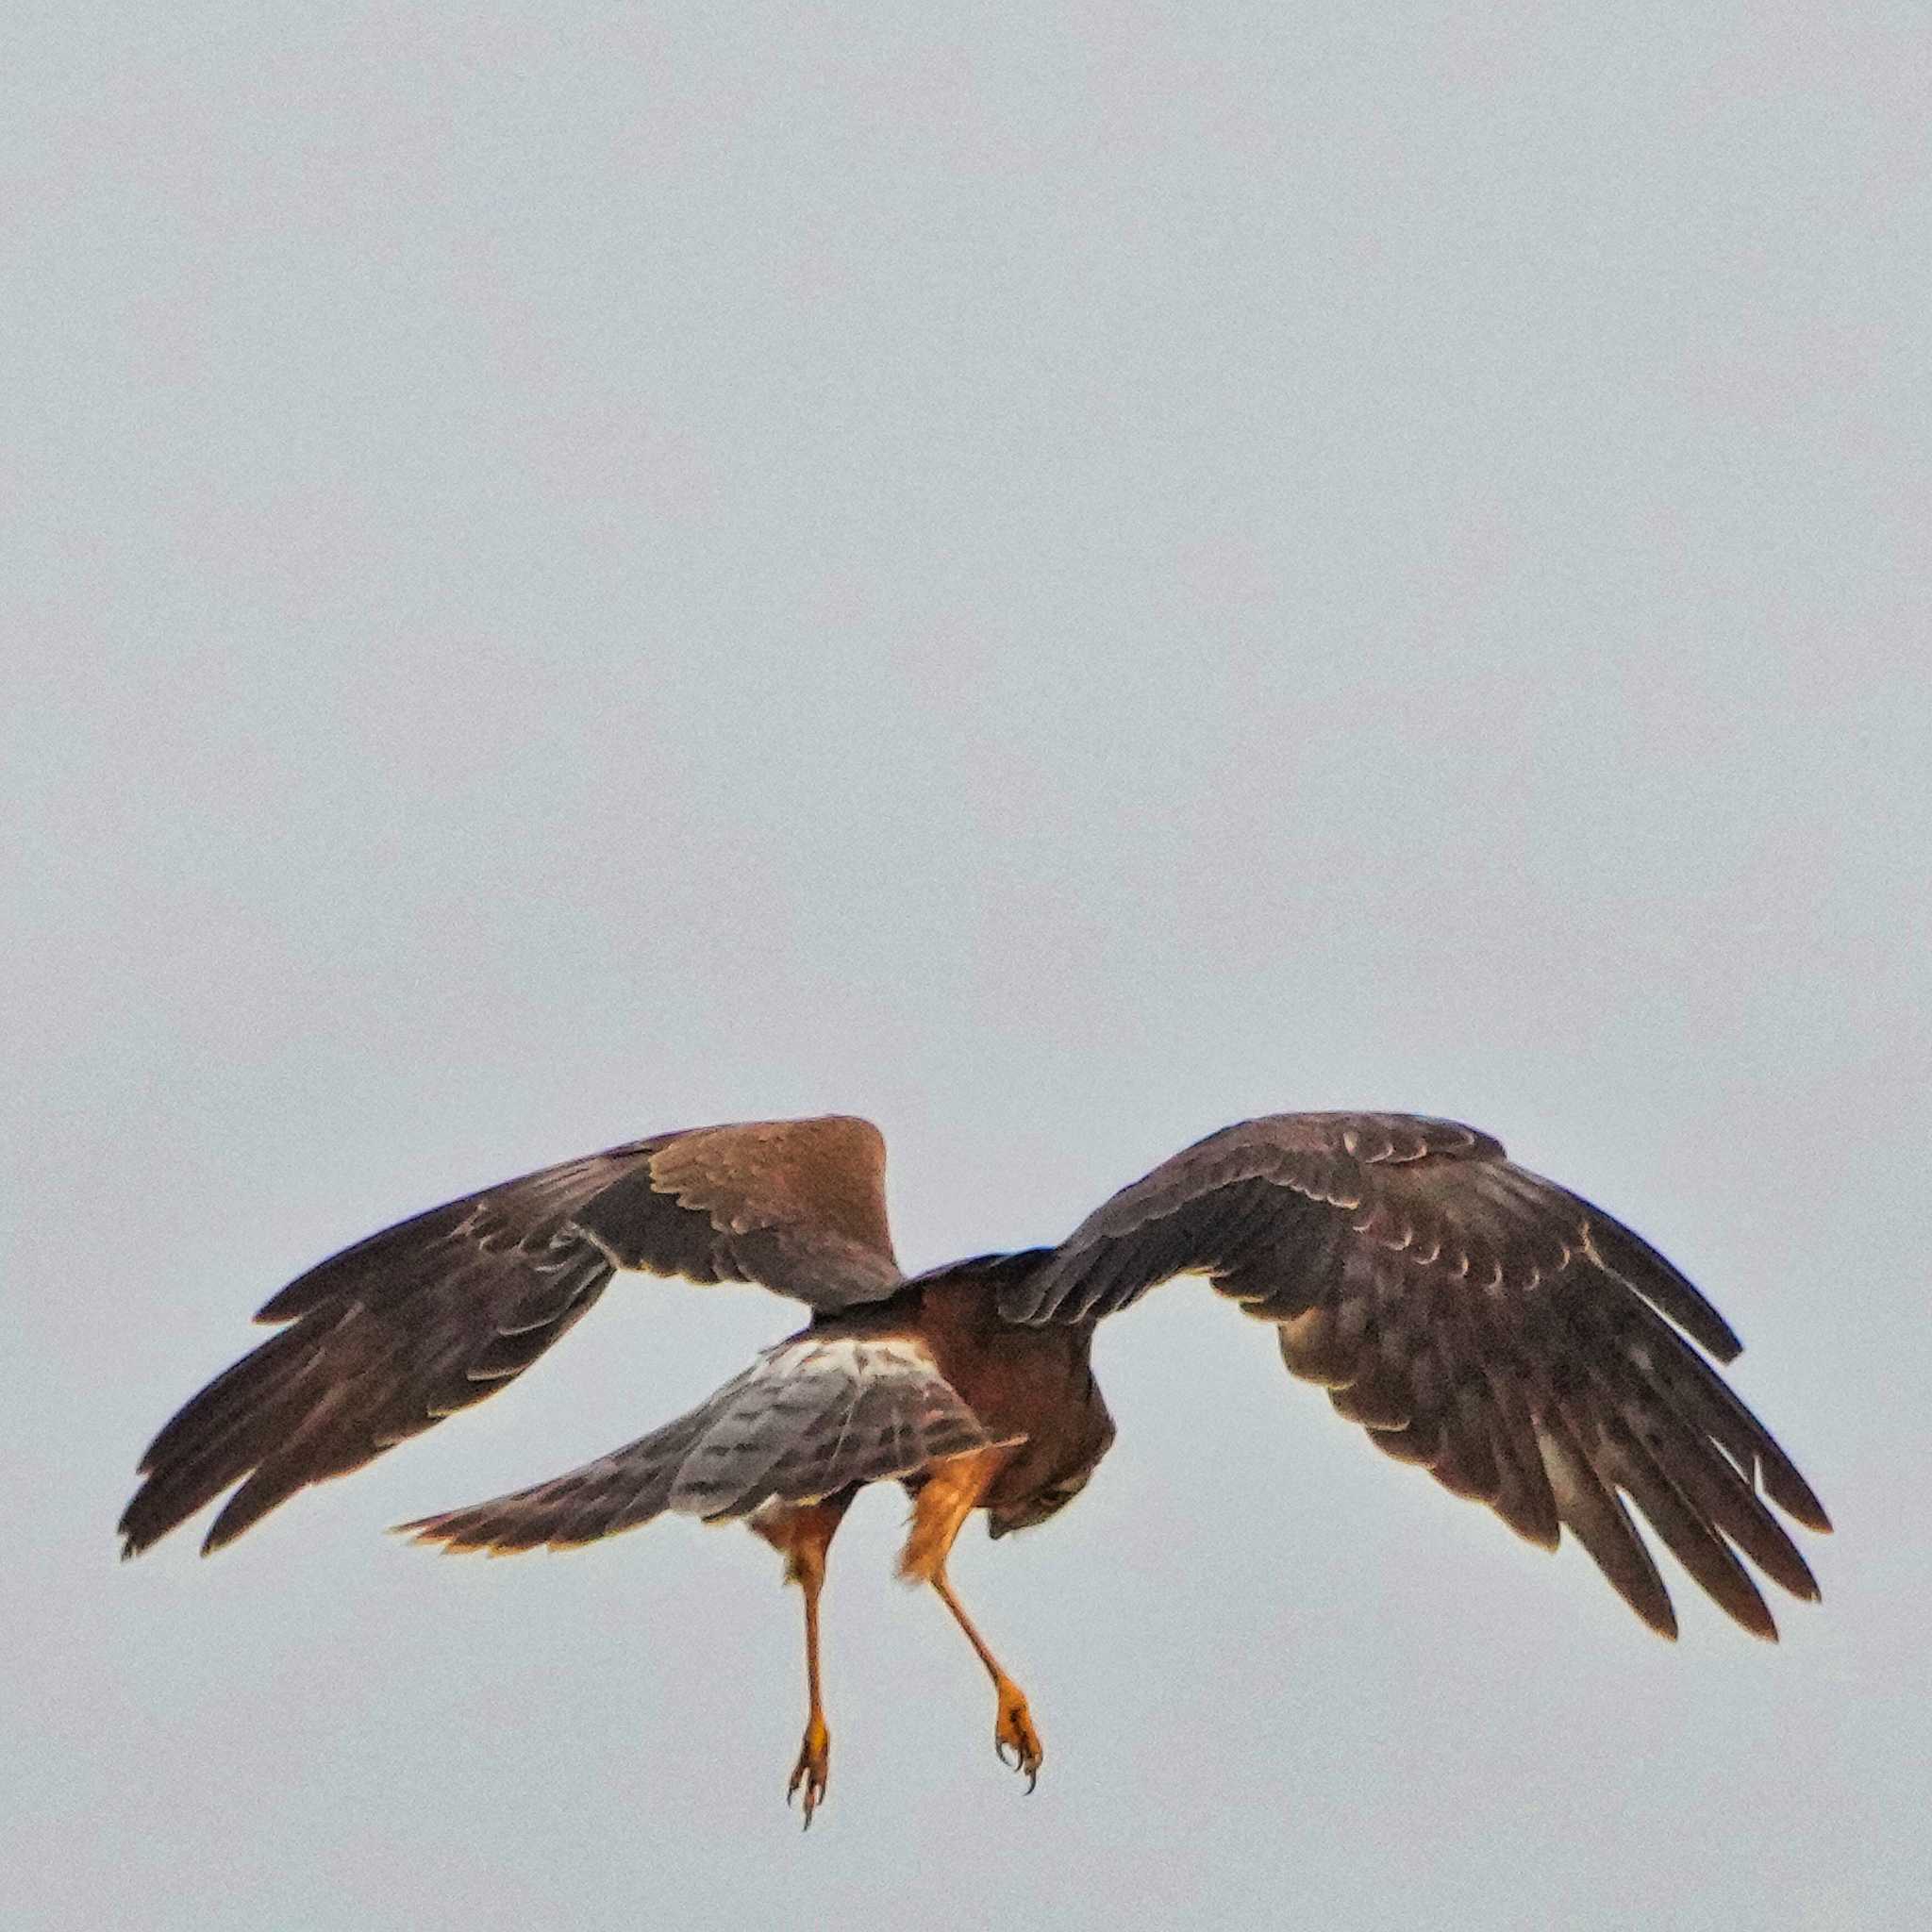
[751,1495,852,1827]
[899,1448,1042,1790]
[930,1564,1044,1789]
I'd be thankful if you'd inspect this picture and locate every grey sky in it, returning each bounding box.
[6,5,1926,1929]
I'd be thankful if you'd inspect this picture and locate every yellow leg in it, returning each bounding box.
[789,1558,831,1824]
[930,1565,1044,1790]
[898,1450,1042,1790]
[753,1498,849,1827]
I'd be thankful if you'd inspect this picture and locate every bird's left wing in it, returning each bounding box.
[120,1115,904,1557]
[1002,1112,1829,1640]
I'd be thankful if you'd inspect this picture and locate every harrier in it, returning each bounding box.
[121,1112,1829,1823]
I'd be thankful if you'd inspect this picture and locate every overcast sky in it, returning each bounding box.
[7,6,1927,1929]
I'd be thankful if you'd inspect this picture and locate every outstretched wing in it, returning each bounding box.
[120,1115,904,1557]
[400,1331,1018,1552]
[1005,1112,1830,1640]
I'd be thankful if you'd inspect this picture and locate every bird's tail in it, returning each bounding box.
[397,1331,1019,1554]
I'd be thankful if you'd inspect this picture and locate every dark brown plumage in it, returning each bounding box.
[121,1108,1829,1823]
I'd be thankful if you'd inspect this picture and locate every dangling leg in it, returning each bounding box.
[898,1448,1042,1790]
[930,1568,1044,1790]
[751,1493,854,1826]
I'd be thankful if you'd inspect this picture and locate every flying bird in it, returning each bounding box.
[121,1111,1830,1823]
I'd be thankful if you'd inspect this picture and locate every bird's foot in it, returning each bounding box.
[787,1715,831,1828]
[991,1677,1043,1791]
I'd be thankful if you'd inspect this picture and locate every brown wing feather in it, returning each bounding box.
[120,1115,903,1557]
[1006,1111,1828,1640]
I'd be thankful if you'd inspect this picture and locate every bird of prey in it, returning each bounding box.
[121,1111,1830,1824]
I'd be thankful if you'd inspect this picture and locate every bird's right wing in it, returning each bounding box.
[120,1115,905,1557]
[1005,1111,1829,1640]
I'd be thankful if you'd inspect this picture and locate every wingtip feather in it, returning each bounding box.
[1764,1464,1832,1536]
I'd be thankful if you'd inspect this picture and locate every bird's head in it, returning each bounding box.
[986,1467,1094,1540]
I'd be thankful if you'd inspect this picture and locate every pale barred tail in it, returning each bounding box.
[399,1333,1020,1553]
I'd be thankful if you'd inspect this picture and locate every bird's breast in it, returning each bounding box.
[911,1285,1109,1514]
